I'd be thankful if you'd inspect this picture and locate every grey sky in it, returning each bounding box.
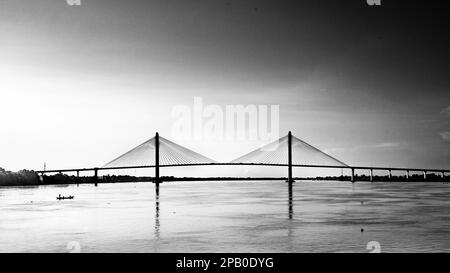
[0,0,449,172]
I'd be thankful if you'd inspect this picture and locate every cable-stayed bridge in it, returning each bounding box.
[38,132,449,184]
[104,135,217,168]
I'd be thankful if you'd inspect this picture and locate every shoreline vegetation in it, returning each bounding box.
[1,167,449,187]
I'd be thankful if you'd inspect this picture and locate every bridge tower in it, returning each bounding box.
[287,131,294,219]
[155,132,160,195]
[287,131,295,183]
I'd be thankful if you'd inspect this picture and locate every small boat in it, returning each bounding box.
[57,194,74,200]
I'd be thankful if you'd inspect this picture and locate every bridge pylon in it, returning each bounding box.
[155,132,160,185]
[287,131,295,183]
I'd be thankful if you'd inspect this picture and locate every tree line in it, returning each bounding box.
[0,168,40,186]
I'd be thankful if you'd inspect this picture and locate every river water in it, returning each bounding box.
[0,181,449,253]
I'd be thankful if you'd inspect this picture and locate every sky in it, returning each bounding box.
[0,0,449,174]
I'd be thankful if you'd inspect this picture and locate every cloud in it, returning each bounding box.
[439,132,450,142]
[370,142,403,148]
[441,106,450,117]
[325,142,406,153]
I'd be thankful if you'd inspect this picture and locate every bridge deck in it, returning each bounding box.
[37,163,450,174]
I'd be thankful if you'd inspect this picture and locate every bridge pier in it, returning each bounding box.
[94,168,98,186]
[423,171,427,181]
[388,169,392,181]
[441,172,445,179]
[406,170,410,180]
[370,169,373,182]
[351,168,355,183]
[40,172,45,184]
